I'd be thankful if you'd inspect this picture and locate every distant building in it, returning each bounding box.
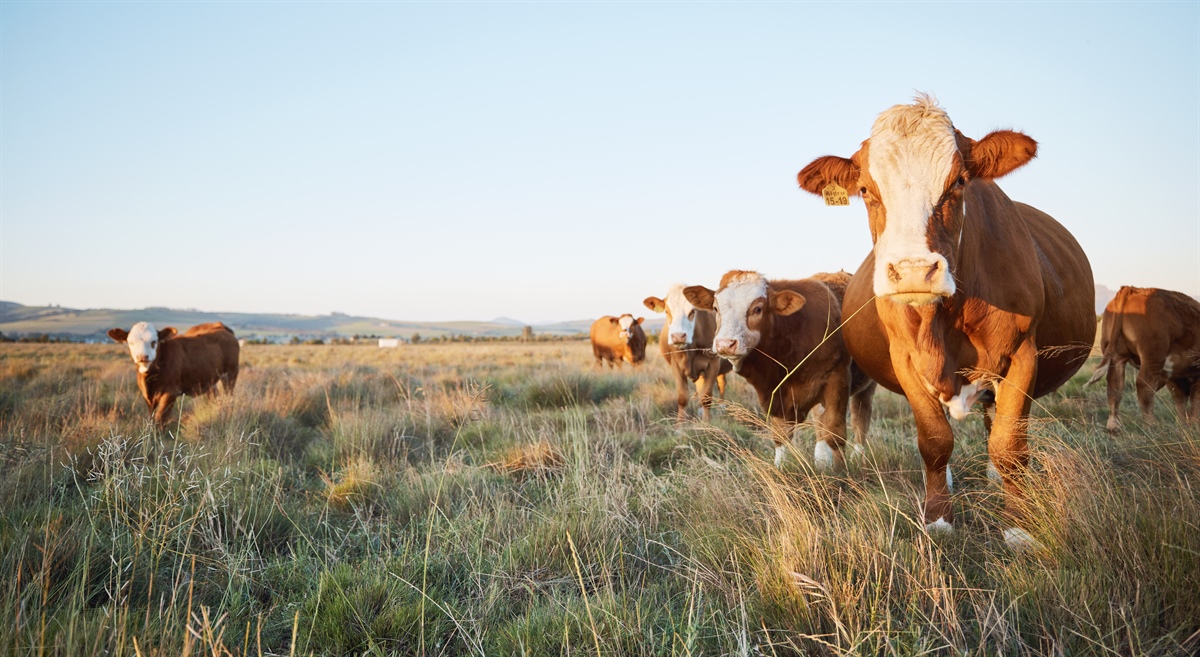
[378,338,402,348]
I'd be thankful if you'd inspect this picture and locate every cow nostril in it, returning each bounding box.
[887,263,901,283]
[925,261,940,282]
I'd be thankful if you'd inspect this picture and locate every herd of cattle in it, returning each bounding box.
[107,97,1198,552]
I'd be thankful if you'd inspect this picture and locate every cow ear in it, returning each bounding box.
[609,317,620,325]
[643,296,665,313]
[797,155,861,196]
[683,286,715,311]
[158,327,178,341]
[635,317,645,325]
[107,328,129,343]
[770,290,806,316]
[965,130,1037,180]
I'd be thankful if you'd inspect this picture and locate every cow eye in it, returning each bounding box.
[687,310,695,320]
[151,341,157,347]
[752,306,762,315]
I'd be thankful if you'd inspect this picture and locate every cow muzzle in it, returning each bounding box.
[879,256,955,305]
[669,332,688,346]
[714,338,739,357]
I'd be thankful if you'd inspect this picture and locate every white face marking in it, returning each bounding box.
[617,314,635,343]
[867,99,959,300]
[813,440,835,471]
[712,273,768,365]
[925,517,954,533]
[663,284,698,346]
[125,321,159,373]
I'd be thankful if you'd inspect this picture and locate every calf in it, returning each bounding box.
[1088,286,1200,430]
[108,321,240,425]
[643,285,731,421]
[589,314,647,367]
[684,271,876,469]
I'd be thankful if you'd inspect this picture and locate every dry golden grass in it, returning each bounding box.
[0,340,1197,656]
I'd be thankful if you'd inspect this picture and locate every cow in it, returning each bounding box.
[797,96,1095,549]
[1087,286,1200,430]
[589,314,647,368]
[643,285,732,421]
[683,270,877,469]
[108,321,240,425]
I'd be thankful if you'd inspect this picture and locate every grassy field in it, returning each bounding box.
[0,340,1197,656]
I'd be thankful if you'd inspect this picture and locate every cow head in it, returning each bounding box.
[615,314,644,343]
[797,95,1037,306]
[643,284,699,348]
[684,271,805,370]
[108,322,177,373]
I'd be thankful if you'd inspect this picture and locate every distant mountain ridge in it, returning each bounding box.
[0,302,606,341]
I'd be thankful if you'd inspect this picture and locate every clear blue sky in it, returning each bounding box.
[3,2,1197,322]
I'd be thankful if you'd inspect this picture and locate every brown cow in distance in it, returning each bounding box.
[684,271,876,469]
[589,314,647,368]
[797,96,1095,550]
[1088,286,1200,430]
[643,285,731,421]
[108,321,240,426]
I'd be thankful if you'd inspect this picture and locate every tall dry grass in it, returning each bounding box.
[0,340,1196,655]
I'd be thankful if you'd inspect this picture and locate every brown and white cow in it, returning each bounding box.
[644,285,732,421]
[1088,286,1200,430]
[797,96,1094,549]
[684,271,876,469]
[589,314,647,368]
[108,321,240,425]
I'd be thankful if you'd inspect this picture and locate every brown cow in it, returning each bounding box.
[108,321,240,425]
[797,96,1094,549]
[643,285,732,421]
[589,314,647,368]
[684,271,876,469]
[1088,286,1200,430]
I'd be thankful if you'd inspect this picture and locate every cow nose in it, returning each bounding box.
[715,338,738,354]
[669,332,687,344]
[887,258,942,285]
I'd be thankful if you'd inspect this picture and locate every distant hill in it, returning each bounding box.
[0,302,607,341]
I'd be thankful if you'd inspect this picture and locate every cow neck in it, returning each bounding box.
[886,298,962,401]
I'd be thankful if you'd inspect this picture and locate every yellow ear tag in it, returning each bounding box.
[822,182,850,206]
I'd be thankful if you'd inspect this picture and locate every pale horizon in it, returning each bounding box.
[3,2,1197,323]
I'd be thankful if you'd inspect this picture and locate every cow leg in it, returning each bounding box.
[849,381,875,449]
[695,372,716,421]
[814,372,850,471]
[1166,379,1189,423]
[1189,379,1200,424]
[768,416,791,468]
[673,370,690,423]
[223,370,238,394]
[153,394,177,427]
[1106,359,1127,432]
[989,339,1040,550]
[716,373,728,400]
[1134,361,1164,424]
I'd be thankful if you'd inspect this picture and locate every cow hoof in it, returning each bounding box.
[1105,417,1121,432]
[1003,527,1042,552]
[850,443,865,460]
[925,517,953,533]
[813,441,834,471]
